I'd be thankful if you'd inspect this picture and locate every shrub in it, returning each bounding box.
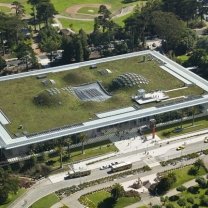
[187,197,194,204]
[46,160,56,166]
[33,91,63,107]
[177,198,186,207]
[201,195,208,206]
[176,185,187,192]
[205,189,208,195]
[169,195,179,201]
[187,186,199,194]
[48,151,59,158]
[195,177,207,188]
[203,149,208,155]
[62,155,69,162]
[124,190,141,199]
[166,204,175,208]
[188,167,198,176]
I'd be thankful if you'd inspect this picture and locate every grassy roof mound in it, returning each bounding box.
[34,91,63,107]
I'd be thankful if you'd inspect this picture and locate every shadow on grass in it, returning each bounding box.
[98,197,116,208]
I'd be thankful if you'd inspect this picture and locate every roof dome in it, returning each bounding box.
[112,73,149,89]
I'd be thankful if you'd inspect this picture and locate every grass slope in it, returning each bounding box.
[30,193,59,208]
[82,190,139,208]
[0,188,26,208]
[169,165,207,189]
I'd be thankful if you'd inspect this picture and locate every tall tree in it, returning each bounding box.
[151,11,187,51]
[14,42,36,70]
[0,168,19,204]
[74,37,84,62]
[111,183,125,201]
[36,1,57,26]
[0,56,6,71]
[27,0,40,31]
[56,145,63,168]
[79,29,90,61]
[12,1,25,16]
[79,133,88,154]
[39,26,61,60]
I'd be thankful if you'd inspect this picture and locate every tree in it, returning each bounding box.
[74,37,84,62]
[162,0,198,25]
[79,133,88,154]
[177,198,186,207]
[192,106,196,126]
[0,168,19,204]
[12,1,25,16]
[66,137,72,159]
[155,172,176,194]
[151,11,187,52]
[56,145,63,168]
[39,26,62,60]
[201,195,208,206]
[27,0,40,31]
[195,177,207,188]
[111,183,125,201]
[36,1,57,26]
[61,36,75,64]
[14,42,36,70]
[194,159,204,170]
[0,56,6,71]
[79,29,90,61]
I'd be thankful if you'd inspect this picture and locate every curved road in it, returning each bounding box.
[9,129,208,208]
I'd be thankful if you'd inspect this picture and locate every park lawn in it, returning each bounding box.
[0,6,10,12]
[170,165,207,188]
[177,55,189,64]
[58,18,94,33]
[0,56,202,135]
[77,7,99,14]
[167,188,208,208]
[156,116,208,139]
[0,188,26,208]
[113,13,132,26]
[48,140,118,167]
[30,193,59,208]
[0,0,141,15]
[83,190,139,208]
[59,13,135,33]
[51,0,140,14]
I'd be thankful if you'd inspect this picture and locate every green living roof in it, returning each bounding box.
[0,55,203,135]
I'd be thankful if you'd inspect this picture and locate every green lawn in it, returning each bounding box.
[113,13,132,27]
[81,190,139,208]
[156,117,208,139]
[58,18,94,33]
[0,6,10,12]
[30,193,59,208]
[177,55,189,64]
[0,56,202,135]
[0,188,26,208]
[169,165,207,188]
[77,7,99,14]
[58,13,133,33]
[166,186,208,207]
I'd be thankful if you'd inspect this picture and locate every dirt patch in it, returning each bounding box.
[65,4,111,18]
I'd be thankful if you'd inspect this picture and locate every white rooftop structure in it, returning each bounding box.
[1,50,208,150]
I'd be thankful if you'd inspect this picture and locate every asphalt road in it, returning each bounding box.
[9,129,208,208]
